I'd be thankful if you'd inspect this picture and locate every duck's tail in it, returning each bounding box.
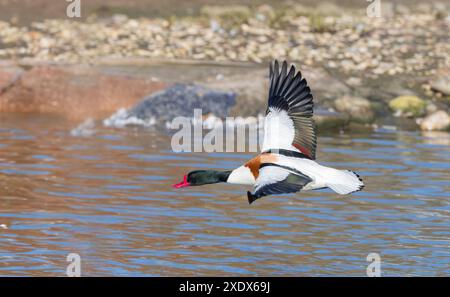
[326,170,364,195]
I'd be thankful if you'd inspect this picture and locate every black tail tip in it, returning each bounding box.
[247,191,257,205]
[350,170,365,193]
[351,171,364,183]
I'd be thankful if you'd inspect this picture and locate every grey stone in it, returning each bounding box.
[314,107,350,130]
[334,95,374,123]
[129,83,236,123]
[430,78,450,96]
[419,110,450,131]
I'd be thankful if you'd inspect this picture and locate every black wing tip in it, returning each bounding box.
[271,59,292,73]
[268,59,312,107]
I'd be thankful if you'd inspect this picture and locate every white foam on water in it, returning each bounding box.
[70,118,96,137]
[105,109,265,130]
[103,108,156,128]
[165,114,266,130]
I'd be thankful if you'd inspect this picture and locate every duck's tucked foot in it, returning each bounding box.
[247,191,259,204]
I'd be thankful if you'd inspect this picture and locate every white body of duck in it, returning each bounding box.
[227,154,363,194]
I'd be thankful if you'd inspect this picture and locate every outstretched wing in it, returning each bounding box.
[261,60,316,159]
[247,164,312,204]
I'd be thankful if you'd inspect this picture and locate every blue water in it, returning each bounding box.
[0,114,449,276]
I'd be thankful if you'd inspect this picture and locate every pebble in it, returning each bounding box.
[430,74,450,96]
[419,110,450,131]
[334,95,374,122]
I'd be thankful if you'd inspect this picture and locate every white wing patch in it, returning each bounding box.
[261,107,297,152]
[253,165,290,193]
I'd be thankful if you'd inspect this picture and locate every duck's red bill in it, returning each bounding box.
[173,175,190,188]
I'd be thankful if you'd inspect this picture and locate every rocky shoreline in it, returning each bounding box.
[1,59,449,132]
[0,3,449,131]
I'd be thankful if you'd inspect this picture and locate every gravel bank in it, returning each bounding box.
[0,3,449,80]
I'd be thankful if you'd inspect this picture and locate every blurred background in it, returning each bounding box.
[0,0,445,23]
[0,1,449,276]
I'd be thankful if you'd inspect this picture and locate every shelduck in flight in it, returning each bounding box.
[173,60,364,204]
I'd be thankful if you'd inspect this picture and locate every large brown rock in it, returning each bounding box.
[0,60,24,95]
[0,64,166,120]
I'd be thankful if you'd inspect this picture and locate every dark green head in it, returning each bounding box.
[173,170,231,188]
